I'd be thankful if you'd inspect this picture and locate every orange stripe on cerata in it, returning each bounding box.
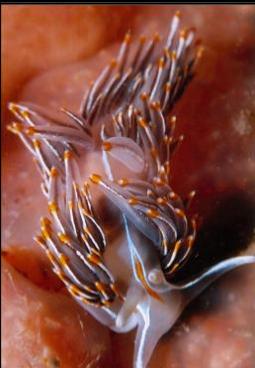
[102,141,112,151]
[134,258,162,302]
[90,173,102,184]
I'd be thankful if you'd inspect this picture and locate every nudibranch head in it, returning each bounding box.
[8,11,255,368]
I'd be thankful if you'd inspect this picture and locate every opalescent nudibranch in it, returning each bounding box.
[8,12,255,368]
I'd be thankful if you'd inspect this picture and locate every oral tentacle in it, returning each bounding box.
[179,255,255,302]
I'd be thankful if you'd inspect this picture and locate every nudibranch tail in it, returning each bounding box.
[7,11,254,368]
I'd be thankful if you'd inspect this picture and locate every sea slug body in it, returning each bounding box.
[8,12,255,368]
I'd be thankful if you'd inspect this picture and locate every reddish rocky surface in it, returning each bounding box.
[2,260,113,368]
[1,5,136,128]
